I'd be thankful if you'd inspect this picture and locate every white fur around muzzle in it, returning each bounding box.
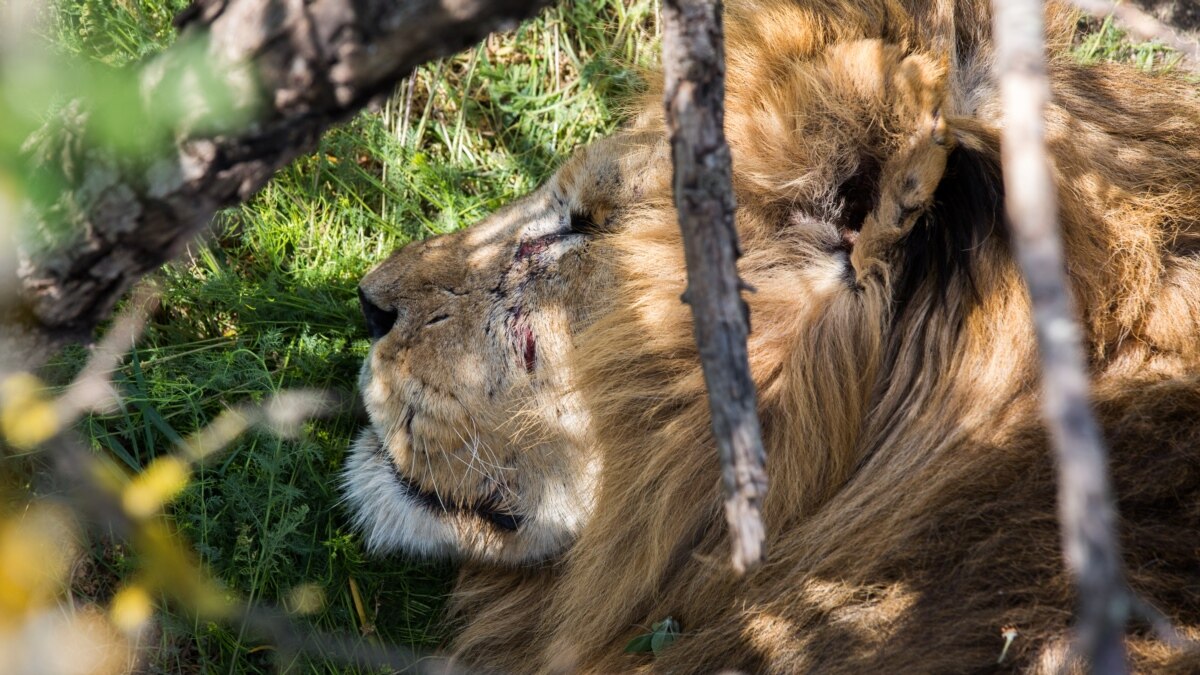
[341,428,594,564]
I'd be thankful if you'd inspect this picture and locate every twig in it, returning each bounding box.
[56,282,161,418]
[661,0,767,575]
[240,604,462,674]
[1129,594,1190,650]
[27,322,373,671]
[991,1,1129,673]
[47,431,456,674]
[1069,0,1200,71]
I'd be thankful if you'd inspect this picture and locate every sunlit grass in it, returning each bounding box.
[1074,13,1191,73]
[34,0,657,670]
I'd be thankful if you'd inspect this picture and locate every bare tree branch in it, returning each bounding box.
[1069,0,1200,71]
[991,1,1129,672]
[3,0,552,367]
[661,0,767,575]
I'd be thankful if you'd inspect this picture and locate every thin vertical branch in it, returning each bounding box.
[661,0,767,574]
[991,1,1129,672]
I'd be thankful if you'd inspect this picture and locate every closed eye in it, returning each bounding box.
[569,211,604,236]
[425,314,450,327]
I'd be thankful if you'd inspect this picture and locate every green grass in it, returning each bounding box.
[38,0,657,671]
[25,1,1190,671]
[1074,13,1189,73]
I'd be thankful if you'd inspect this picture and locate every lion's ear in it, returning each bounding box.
[893,136,1005,307]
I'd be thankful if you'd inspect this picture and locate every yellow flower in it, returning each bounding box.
[109,585,154,635]
[286,583,325,615]
[0,373,60,450]
[0,506,76,625]
[122,456,190,518]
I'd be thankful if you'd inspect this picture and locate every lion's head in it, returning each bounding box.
[345,26,1013,564]
[344,133,668,563]
[346,1,1200,670]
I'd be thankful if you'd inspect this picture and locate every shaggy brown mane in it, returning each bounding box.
[349,0,1200,672]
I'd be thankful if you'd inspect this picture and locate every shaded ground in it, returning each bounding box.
[1131,0,1200,35]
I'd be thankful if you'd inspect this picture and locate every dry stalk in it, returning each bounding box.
[991,1,1129,672]
[661,0,767,574]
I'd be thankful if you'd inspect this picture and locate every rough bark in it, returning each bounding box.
[991,1,1129,672]
[3,0,551,368]
[661,0,767,575]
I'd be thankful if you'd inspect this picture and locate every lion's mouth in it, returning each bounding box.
[375,444,524,533]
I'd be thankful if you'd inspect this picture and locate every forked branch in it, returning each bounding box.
[661,0,767,574]
[991,1,1129,672]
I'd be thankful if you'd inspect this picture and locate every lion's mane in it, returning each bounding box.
[437,1,1200,671]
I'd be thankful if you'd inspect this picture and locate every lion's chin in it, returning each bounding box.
[341,427,587,564]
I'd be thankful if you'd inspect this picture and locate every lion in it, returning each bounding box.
[345,0,1200,671]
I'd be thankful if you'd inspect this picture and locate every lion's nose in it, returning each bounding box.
[359,287,399,340]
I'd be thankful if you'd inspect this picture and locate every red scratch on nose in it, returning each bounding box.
[519,323,537,372]
[509,308,537,373]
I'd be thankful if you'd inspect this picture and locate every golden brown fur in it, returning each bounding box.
[348,1,1200,671]
[347,134,666,563]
